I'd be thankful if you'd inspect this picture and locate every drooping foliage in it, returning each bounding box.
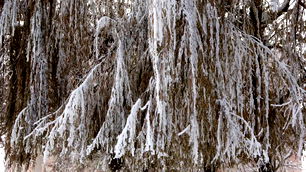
[0,0,305,171]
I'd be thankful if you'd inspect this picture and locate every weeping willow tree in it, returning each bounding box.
[0,0,305,171]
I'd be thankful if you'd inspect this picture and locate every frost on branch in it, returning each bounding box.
[87,39,132,155]
[0,0,18,47]
[114,99,142,158]
[41,63,104,163]
[2,0,305,171]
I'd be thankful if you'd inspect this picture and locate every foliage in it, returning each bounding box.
[0,0,305,171]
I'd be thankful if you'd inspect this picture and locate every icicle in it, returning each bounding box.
[141,100,154,153]
[0,0,18,47]
[184,0,200,163]
[178,125,190,136]
[148,0,169,156]
[213,112,223,162]
[152,0,163,43]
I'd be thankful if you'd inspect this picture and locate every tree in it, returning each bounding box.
[0,0,305,171]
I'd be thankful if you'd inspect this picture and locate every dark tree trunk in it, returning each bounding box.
[259,163,274,172]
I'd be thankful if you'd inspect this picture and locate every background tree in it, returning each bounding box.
[0,0,305,171]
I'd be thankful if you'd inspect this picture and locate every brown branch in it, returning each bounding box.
[298,0,306,9]
[276,0,291,16]
[0,1,4,14]
[262,0,291,27]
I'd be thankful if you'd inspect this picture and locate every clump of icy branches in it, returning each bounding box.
[1,0,305,171]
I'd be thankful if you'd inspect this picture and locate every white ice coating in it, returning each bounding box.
[3,0,305,170]
[0,0,18,47]
[42,63,102,163]
[87,39,132,155]
[149,0,167,156]
[183,0,200,163]
[142,100,154,153]
[95,16,116,60]
[152,0,163,43]
[10,107,28,147]
[114,99,142,158]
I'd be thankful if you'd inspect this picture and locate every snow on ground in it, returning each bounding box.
[302,150,306,171]
[0,147,5,172]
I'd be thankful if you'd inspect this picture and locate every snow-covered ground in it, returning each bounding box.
[302,150,306,171]
[0,147,304,171]
[0,147,5,172]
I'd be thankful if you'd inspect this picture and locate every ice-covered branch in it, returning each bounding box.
[114,99,142,158]
[87,39,132,155]
[42,63,102,162]
[10,107,28,147]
